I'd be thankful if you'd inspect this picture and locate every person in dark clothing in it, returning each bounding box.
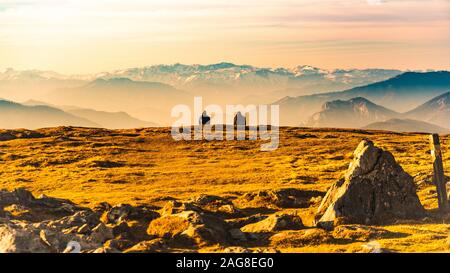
[234,111,246,127]
[199,111,211,126]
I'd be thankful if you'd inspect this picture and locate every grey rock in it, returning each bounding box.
[316,140,425,229]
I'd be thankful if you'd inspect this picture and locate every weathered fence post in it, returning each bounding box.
[429,134,448,212]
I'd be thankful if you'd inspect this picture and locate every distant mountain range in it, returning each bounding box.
[45,78,190,113]
[66,108,158,129]
[0,64,449,130]
[304,91,450,133]
[405,91,450,129]
[277,71,450,125]
[0,100,98,129]
[0,64,403,101]
[305,97,399,128]
[4,100,158,129]
[96,63,403,96]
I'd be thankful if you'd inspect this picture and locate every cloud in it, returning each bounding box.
[1,0,449,72]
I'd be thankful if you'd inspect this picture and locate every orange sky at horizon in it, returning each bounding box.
[1,0,449,74]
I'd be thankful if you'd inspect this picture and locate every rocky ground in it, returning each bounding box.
[0,127,449,253]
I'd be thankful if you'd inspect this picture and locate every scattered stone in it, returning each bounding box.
[124,238,168,253]
[0,222,49,253]
[234,188,322,209]
[91,246,121,253]
[0,130,44,141]
[0,219,101,253]
[92,202,112,214]
[192,195,229,207]
[147,211,229,247]
[102,204,133,224]
[3,204,31,219]
[0,188,35,208]
[0,188,83,222]
[47,210,101,230]
[181,224,224,247]
[316,140,425,229]
[253,247,280,253]
[38,228,90,252]
[103,203,159,225]
[190,195,240,217]
[104,238,134,251]
[110,220,132,237]
[222,247,251,253]
[241,213,304,233]
[160,200,200,216]
[226,214,267,229]
[220,246,280,253]
[88,223,114,243]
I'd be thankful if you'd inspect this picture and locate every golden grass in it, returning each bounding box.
[0,127,449,252]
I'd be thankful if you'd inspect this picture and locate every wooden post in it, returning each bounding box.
[429,134,448,212]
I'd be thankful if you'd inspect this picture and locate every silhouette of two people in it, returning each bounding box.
[198,111,246,127]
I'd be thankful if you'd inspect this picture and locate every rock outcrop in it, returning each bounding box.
[234,188,322,209]
[316,140,425,229]
[147,209,229,247]
[0,188,160,253]
[241,213,304,233]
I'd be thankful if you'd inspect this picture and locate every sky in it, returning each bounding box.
[0,0,449,74]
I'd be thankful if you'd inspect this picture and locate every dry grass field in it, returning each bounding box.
[0,127,449,253]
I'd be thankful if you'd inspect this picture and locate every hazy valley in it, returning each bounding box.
[0,64,450,133]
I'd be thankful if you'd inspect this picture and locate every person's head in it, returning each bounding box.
[202,110,207,116]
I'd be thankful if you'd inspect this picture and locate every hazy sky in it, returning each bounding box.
[1,0,449,73]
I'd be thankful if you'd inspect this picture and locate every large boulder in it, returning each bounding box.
[316,140,425,229]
